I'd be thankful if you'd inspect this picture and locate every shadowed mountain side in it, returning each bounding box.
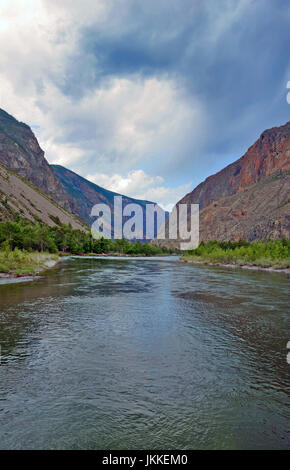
[52,164,168,238]
[0,108,166,234]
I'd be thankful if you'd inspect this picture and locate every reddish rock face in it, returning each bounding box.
[238,123,290,188]
[178,121,290,210]
[0,108,83,221]
[175,121,290,242]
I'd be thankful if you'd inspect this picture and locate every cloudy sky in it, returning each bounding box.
[0,0,289,210]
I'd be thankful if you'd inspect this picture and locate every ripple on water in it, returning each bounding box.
[0,258,289,449]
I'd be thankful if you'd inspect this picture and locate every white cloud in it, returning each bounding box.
[35,76,204,172]
[0,57,202,207]
[0,0,204,209]
[11,75,203,172]
[2,0,281,211]
[87,170,163,195]
[87,169,192,211]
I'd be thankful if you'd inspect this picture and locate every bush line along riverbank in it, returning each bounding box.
[0,219,174,275]
[181,239,290,269]
[0,220,289,276]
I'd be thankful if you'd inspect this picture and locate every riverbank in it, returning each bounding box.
[181,239,290,273]
[0,249,175,281]
[181,256,290,273]
[0,249,60,278]
[62,251,176,257]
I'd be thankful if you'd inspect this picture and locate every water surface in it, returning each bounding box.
[0,257,289,449]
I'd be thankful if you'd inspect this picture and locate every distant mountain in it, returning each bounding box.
[175,121,290,242]
[52,165,155,224]
[0,108,83,221]
[0,163,86,230]
[52,164,166,237]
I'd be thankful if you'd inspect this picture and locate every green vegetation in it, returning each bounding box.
[0,219,174,274]
[182,239,290,269]
[0,249,58,275]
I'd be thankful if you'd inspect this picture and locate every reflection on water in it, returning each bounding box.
[0,257,289,449]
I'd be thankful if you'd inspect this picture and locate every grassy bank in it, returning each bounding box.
[0,248,59,276]
[181,239,290,269]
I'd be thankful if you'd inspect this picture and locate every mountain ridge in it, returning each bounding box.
[0,108,162,231]
[52,164,158,226]
[1,107,289,242]
[179,121,290,211]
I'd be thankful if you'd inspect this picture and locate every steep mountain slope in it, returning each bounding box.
[172,121,290,243]
[0,163,86,230]
[0,108,163,233]
[198,170,290,241]
[52,165,165,234]
[179,121,290,210]
[0,108,83,220]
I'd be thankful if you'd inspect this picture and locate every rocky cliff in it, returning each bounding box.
[198,170,290,242]
[179,121,290,210]
[173,121,290,243]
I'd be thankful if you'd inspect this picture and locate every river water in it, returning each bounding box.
[0,256,289,449]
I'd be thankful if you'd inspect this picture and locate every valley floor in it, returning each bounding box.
[1,238,290,280]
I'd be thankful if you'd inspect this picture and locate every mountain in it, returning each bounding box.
[52,164,166,237]
[0,163,86,230]
[52,164,155,225]
[3,107,287,243]
[0,108,164,235]
[0,108,84,222]
[175,121,290,242]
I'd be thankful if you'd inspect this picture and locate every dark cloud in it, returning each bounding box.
[2,0,288,205]
[59,0,290,185]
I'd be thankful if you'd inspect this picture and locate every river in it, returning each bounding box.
[0,256,289,449]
